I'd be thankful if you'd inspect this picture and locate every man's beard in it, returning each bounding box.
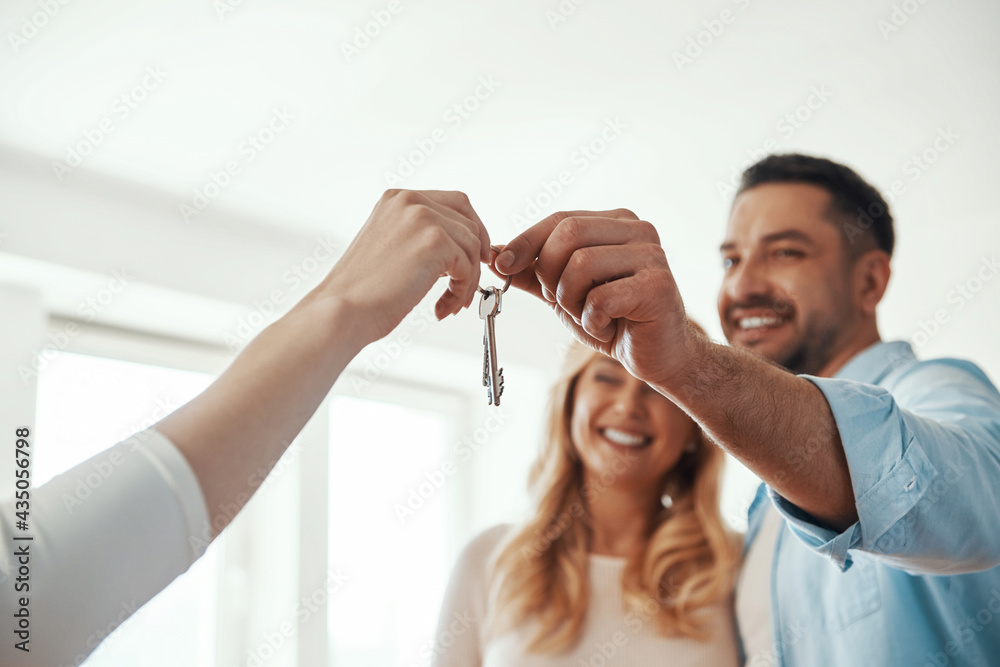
[771,321,841,376]
[725,296,847,376]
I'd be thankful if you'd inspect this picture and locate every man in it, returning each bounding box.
[496,154,1000,665]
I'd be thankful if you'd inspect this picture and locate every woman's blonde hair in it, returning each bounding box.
[487,338,741,652]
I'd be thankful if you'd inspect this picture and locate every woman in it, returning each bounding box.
[433,340,742,666]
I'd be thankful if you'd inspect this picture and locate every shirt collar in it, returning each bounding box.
[833,340,915,385]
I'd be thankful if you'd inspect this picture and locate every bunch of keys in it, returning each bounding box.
[478,253,512,406]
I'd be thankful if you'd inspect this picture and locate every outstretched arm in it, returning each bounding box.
[0,189,491,667]
[492,210,857,530]
[157,189,492,537]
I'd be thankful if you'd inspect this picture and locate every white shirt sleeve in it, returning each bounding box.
[0,429,210,666]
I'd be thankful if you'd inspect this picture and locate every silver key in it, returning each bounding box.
[478,287,504,406]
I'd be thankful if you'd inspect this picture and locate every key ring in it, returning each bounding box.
[479,245,512,294]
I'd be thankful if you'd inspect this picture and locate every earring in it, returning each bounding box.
[660,478,677,510]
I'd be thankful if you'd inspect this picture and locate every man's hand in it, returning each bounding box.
[493,209,694,388]
[323,189,492,344]
[494,207,858,530]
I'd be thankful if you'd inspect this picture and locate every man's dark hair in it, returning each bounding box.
[737,153,895,258]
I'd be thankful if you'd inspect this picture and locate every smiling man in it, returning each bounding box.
[719,172,888,379]
[497,153,1000,666]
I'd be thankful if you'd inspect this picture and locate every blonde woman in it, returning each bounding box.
[432,341,742,666]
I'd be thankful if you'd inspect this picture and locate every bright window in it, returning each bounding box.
[36,350,219,667]
[327,395,453,667]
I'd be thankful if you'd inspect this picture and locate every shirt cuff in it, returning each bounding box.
[137,429,211,561]
[767,486,860,571]
[767,375,940,571]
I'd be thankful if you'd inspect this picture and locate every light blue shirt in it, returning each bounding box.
[743,341,1000,667]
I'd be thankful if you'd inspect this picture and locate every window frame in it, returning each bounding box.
[47,315,485,667]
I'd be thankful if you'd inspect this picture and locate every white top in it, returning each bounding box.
[0,429,209,667]
[734,502,782,666]
[432,524,740,667]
